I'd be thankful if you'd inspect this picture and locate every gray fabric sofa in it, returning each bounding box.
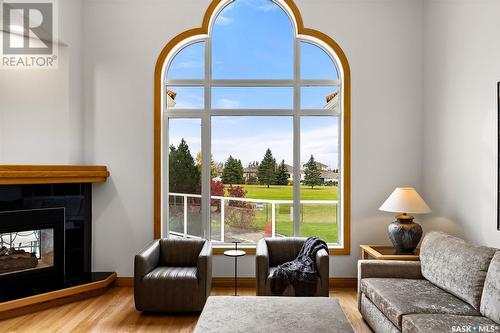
[358,232,500,333]
[134,238,212,312]
[256,237,329,296]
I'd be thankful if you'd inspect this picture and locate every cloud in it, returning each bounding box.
[211,122,339,169]
[215,15,233,26]
[213,98,240,109]
[172,61,202,70]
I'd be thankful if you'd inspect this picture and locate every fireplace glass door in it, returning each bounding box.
[0,228,54,275]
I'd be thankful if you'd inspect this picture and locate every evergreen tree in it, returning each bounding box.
[195,152,216,178]
[169,139,200,193]
[275,160,290,185]
[257,148,277,188]
[304,155,322,188]
[222,155,244,186]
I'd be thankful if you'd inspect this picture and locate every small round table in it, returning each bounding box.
[223,242,246,296]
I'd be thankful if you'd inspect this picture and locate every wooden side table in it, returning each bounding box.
[360,245,420,261]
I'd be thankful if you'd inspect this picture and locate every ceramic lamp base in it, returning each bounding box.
[388,214,422,254]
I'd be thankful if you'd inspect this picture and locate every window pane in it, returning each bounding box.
[167,42,205,80]
[212,0,294,79]
[168,119,202,238]
[211,116,293,243]
[301,86,339,110]
[300,116,339,244]
[166,86,204,109]
[300,41,338,80]
[212,87,293,109]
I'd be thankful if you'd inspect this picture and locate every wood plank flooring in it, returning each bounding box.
[0,287,372,333]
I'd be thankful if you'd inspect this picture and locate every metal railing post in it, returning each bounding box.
[183,194,188,237]
[220,197,225,243]
[271,202,276,238]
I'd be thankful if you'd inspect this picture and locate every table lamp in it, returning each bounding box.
[379,187,431,254]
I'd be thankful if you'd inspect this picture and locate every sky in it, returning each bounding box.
[166,0,340,169]
[169,116,339,169]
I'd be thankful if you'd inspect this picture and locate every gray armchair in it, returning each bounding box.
[134,238,212,312]
[256,237,329,296]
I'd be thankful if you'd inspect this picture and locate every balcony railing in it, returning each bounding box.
[168,192,338,243]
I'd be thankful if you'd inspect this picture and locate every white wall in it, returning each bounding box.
[422,0,500,249]
[0,0,84,164]
[83,0,424,277]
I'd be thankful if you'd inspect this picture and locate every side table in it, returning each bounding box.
[224,242,246,296]
[360,244,420,261]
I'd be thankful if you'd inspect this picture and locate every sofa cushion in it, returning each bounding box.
[361,278,480,329]
[420,231,497,309]
[159,238,205,267]
[481,251,500,324]
[360,294,400,333]
[402,314,499,333]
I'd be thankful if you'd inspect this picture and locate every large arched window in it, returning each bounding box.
[155,0,350,254]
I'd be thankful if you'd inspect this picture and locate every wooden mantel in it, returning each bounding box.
[0,165,109,185]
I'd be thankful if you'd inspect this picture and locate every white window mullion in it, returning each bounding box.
[293,37,301,237]
[163,114,169,238]
[201,34,212,240]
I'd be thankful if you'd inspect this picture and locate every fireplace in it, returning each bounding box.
[0,165,114,317]
[0,208,64,301]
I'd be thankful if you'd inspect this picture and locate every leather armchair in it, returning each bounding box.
[256,237,329,296]
[134,238,212,312]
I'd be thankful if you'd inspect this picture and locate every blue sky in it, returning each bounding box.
[167,0,340,169]
[169,116,339,169]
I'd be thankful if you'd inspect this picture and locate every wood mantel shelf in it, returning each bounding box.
[0,165,109,185]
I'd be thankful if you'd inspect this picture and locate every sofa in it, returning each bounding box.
[358,231,499,333]
[134,238,212,312]
[256,237,329,296]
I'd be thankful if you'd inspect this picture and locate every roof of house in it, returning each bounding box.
[326,91,339,103]
[167,89,177,100]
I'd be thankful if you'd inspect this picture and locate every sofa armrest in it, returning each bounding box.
[256,239,270,295]
[197,240,212,298]
[357,260,422,310]
[134,240,160,283]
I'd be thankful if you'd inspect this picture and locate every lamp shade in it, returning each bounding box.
[379,187,431,214]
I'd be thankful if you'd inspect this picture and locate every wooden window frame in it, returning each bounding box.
[153,0,351,255]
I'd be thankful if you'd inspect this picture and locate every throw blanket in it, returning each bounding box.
[270,237,328,296]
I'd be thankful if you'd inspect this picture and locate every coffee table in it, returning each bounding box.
[194,296,354,333]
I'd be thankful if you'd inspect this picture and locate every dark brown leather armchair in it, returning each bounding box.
[256,237,329,296]
[134,238,212,312]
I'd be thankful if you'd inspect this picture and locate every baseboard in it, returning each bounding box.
[329,277,357,288]
[212,277,256,288]
[116,276,357,289]
[115,277,134,287]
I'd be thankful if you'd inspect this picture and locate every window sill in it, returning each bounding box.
[212,245,350,256]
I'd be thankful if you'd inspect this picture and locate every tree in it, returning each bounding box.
[169,139,200,193]
[222,155,244,186]
[304,155,322,188]
[275,160,290,185]
[195,152,216,178]
[257,148,277,188]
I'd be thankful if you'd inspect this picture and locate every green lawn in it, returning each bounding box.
[227,184,338,200]
[170,184,340,243]
[224,184,339,243]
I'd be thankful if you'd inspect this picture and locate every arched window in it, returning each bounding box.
[155,0,350,254]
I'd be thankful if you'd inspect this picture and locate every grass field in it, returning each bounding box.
[231,184,338,200]
[225,184,339,242]
[170,184,339,243]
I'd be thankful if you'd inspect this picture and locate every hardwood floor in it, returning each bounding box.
[0,287,372,333]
